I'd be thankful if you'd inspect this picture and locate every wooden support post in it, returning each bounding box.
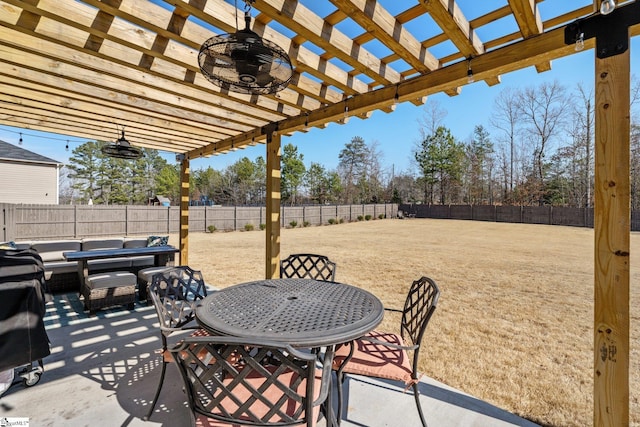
[265,130,281,279]
[593,47,630,427]
[179,156,190,266]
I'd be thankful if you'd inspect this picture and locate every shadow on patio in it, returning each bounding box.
[0,293,539,427]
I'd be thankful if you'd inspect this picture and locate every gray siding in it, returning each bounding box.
[0,161,59,204]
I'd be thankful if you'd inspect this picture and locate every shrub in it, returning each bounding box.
[357,215,364,221]
[378,214,385,220]
[365,214,372,221]
[328,218,336,225]
[339,218,344,224]
[303,221,311,227]
[260,223,266,230]
[289,220,298,228]
[207,225,216,233]
[244,223,254,231]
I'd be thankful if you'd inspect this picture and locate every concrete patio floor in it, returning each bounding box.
[0,293,540,427]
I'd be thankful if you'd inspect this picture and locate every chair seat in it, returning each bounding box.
[138,266,172,283]
[193,365,322,427]
[86,271,136,289]
[162,328,211,362]
[333,330,413,385]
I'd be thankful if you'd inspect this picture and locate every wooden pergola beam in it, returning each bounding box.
[256,0,402,85]
[188,20,591,159]
[418,0,485,59]
[593,47,630,427]
[508,0,542,38]
[179,156,190,266]
[329,0,438,73]
[265,129,281,279]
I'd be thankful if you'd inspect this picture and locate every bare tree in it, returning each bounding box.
[59,166,81,204]
[418,99,447,138]
[490,87,521,203]
[516,80,569,204]
[570,83,594,208]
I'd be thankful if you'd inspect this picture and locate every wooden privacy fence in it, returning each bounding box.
[399,203,640,231]
[0,203,398,241]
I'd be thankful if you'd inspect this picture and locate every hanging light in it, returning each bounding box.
[340,104,350,124]
[101,128,143,159]
[600,0,616,15]
[467,58,474,83]
[198,0,293,95]
[575,32,585,52]
[65,140,69,151]
[19,132,23,145]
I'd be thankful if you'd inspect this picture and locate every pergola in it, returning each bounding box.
[0,0,636,424]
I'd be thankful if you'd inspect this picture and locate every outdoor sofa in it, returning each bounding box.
[12,237,166,293]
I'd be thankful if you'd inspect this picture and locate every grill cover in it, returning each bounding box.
[0,249,51,371]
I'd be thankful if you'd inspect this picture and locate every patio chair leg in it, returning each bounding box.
[143,359,168,421]
[412,382,428,427]
[336,372,345,424]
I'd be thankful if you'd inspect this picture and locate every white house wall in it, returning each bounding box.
[0,160,59,204]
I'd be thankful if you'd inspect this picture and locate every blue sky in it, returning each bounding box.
[1,3,639,176]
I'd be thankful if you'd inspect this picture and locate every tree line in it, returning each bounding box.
[61,79,640,208]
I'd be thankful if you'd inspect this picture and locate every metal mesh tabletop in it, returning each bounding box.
[195,278,384,347]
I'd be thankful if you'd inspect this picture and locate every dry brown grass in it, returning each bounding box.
[171,218,640,427]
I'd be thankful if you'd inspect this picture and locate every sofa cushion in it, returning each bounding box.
[43,260,78,275]
[123,238,148,249]
[31,240,82,262]
[82,238,125,251]
[88,258,132,271]
[13,241,33,251]
[130,255,156,268]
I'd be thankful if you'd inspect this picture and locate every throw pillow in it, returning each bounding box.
[0,241,17,250]
[147,235,169,247]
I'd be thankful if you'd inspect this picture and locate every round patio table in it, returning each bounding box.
[195,278,384,348]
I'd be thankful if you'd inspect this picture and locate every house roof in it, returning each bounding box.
[0,139,61,165]
[0,1,634,161]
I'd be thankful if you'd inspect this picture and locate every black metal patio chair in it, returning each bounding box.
[143,266,208,421]
[280,253,337,282]
[332,276,440,427]
[170,335,335,427]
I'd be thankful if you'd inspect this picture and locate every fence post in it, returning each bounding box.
[234,206,238,231]
[520,206,524,223]
[125,205,129,236]
[74,205,78,238]
[167,206,170,234]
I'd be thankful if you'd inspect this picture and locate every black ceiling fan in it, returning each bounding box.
[101,128,143,160]
[198,0,293,95]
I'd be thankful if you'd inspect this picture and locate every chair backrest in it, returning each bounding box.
[280,253,337,281]
[399,276,440,350]
[171,336,327,427]
[148,266,207,334]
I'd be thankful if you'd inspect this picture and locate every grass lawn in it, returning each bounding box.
[176,218,640,427]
